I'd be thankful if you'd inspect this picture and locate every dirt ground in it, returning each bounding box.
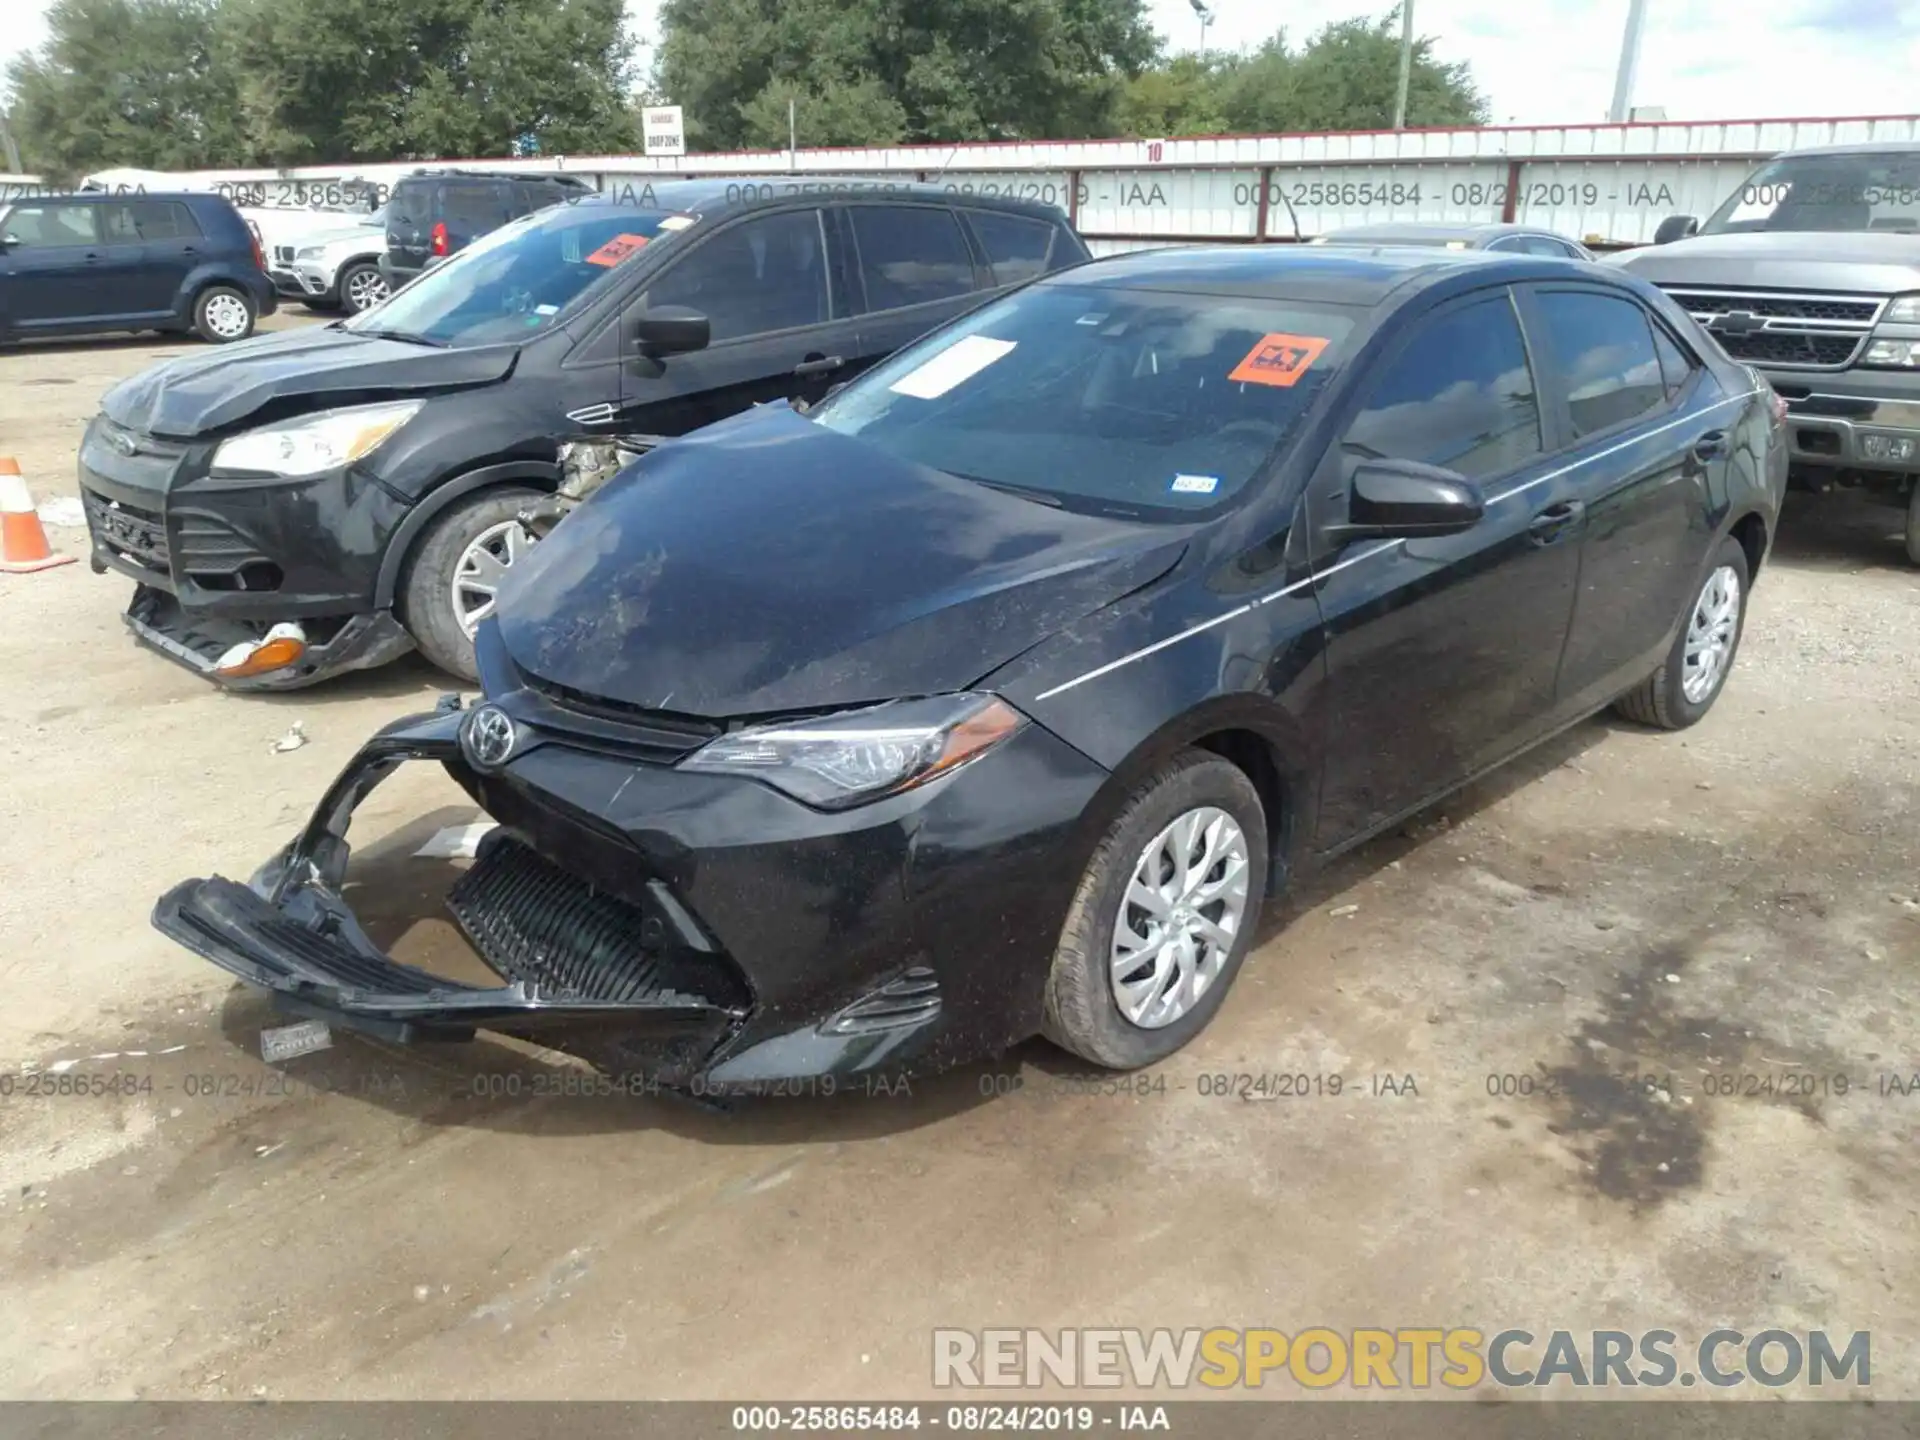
[1,318,1917,1403]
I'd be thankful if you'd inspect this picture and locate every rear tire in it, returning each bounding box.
[398,487,543,681]
[1905,481,1920,567]
[1042,751,1269,1070]
[1613,535,1750,730]
[192,285,257,343]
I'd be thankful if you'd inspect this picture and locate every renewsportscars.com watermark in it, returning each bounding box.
[933,1328,1870,1391]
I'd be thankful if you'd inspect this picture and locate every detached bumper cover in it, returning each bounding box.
[152,689,1112,1086]
[124,584,414,691]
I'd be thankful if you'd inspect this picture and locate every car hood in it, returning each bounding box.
[99,325,518,438]
[294,222,383,253]
[1613,230,1920,292]
[495,405,1189,719]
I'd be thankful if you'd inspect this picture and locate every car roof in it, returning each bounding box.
[32,191,220,204]
[580,173,1071,223]
[1037,242,1577,306]
[1318,221,1568,246]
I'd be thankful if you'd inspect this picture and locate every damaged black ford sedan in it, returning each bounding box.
[154,244,1786,1087]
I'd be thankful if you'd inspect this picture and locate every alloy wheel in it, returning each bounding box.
[451,520,531,637]
[1681,563,1741,704]
[345,268,389,312]
[1109,805,1252,1029]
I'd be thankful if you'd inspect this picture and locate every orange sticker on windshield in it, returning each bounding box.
[1228,333,1330,387]
[584,233,650,267]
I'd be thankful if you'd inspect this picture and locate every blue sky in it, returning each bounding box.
[4,0,1919,135]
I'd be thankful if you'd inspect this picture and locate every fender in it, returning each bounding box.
[373,460,561,608]
[175,265,259,322]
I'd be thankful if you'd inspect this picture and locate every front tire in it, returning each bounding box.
[1613,535,1750,730]
[337,260,390,314]
[398,487,543,681]
[1042,751,1269,1070]
[192,285,257,343]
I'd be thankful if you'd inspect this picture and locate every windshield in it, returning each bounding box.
[348,200,688,346]
[1702,151,1920,236]
[809,283,1357,520]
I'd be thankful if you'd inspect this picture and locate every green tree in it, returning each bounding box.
[654,0,1161,150]
[6,0,248,177]
[1119,9,1487,140]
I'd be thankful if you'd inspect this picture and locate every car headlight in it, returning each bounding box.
[679,693,1025,809]
[1864,338,1920,367]
[295,245,325,261]
[210,400,424,478]
[1881,293,1920,324]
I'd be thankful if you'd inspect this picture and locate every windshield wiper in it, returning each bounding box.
[947,471,1064,507]
[352,326,448,348]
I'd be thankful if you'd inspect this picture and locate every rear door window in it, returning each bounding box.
[1650,321,1697,401]
[131,201,202,241]
[1343,292,1543,481]
[639,209,832,342]
[1534,290,1670,439]
[98,203,142,243]
[1,203,101,247]
[963,210,1057,285]
[440,182,514,233]
[849,205,977,311]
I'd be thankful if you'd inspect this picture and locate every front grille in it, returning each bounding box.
[82,489,169,571]
[447,834,746,1008]
[273,245,296,264]
[1661,289,1882,324]
[1657,286,1882,371]
[521,674,723,762]
[1715,332,1864,367]
[172,509,275,582]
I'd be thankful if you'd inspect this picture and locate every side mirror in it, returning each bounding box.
[632,306,710,358]
[1328,458,1484,543]
[1653,214,1698,245]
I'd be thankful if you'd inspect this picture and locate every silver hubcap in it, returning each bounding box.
[345,268,389,311]
[452,520,530,636]
[203,293,250,338]
[1682,563,1741,704]
[1109,806,1251,1029]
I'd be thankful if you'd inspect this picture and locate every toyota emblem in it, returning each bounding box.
[108,429,138,456]
[461,704,518,770]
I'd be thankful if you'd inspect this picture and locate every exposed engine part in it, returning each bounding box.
[518,435,664,539]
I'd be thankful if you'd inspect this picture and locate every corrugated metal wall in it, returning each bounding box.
[79,114,1920,248]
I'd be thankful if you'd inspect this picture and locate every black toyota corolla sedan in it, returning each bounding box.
[153,244,1786,1090]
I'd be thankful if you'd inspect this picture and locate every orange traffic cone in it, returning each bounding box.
[0,458,76,574]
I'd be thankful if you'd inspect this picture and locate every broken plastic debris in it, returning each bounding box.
[1328,904,1359,918]
[272,722,308,754]
[37,496,85,528]
[414,821,499,859]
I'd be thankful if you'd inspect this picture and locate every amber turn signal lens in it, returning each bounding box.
[215,634,307,678]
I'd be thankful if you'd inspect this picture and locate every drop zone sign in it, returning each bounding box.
[644,106,686,157]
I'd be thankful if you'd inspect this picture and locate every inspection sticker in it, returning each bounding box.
[584,233,650,267]
[889,336,1017,399]
[1228,332,1331,388]
[1171,473,1220,494]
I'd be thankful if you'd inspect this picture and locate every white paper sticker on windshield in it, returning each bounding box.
[1171,474,1219,494]
[889,336,1017,400]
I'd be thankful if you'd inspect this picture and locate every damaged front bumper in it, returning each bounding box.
[153,705,751,1082]
[126,585,416,691]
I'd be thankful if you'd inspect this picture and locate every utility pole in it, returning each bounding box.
[1392,1,1415,130]
[1189,0,1214,59]
[0,110,21,175]
[1609,0,1650,123]
[788,97,797,173]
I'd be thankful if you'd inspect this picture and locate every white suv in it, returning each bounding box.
[266,208,391,314]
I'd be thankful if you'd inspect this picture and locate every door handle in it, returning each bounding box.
[794,354,845,378]
[1691,430,1728,461]
[1527,500,1586,545]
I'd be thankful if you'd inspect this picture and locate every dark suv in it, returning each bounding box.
[0,192,276,344]
[79,178,1089,689]
[382,169,595,289]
